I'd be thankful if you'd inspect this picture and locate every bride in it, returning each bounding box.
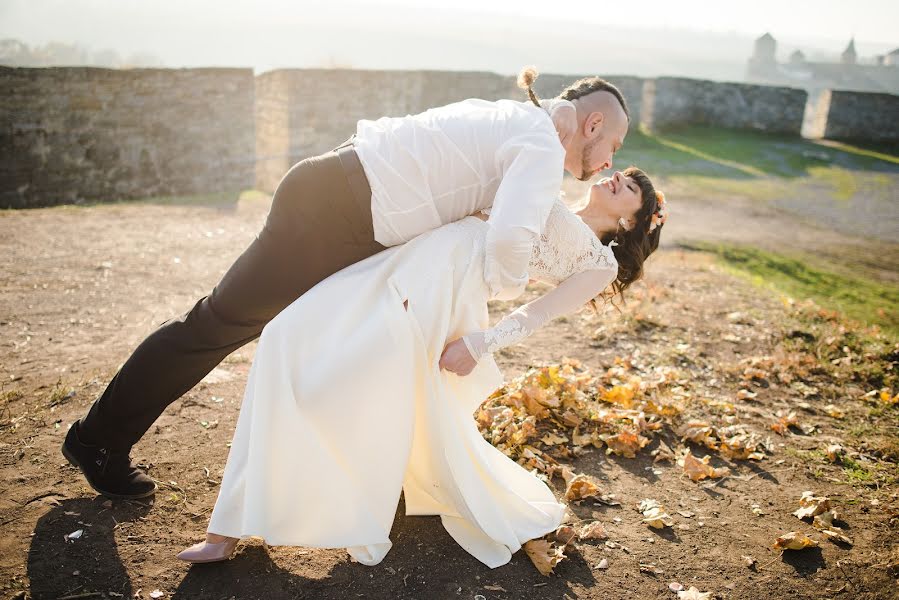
[177,167,667,568]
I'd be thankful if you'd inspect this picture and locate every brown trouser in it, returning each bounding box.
[78,142,387,451]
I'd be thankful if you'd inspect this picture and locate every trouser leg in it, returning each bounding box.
[78,149,386,451]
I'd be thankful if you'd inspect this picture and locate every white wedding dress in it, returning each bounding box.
[207,197,618,568]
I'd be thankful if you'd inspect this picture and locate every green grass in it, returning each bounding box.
[840,455,880,486]
[614,124,899,180]
[683,242,899,337]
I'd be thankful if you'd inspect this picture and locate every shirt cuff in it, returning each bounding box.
[461,335,482,363]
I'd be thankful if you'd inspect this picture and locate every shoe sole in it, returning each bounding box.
[177,554,236,564]
[62,442,158,500]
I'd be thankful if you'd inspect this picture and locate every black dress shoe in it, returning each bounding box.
[61,422,158,499]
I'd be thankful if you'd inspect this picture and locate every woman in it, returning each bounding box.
[177,167,667,568]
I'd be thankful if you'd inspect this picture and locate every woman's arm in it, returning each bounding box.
[439,265,617,375]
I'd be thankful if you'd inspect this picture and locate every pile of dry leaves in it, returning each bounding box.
[475,357,775,576]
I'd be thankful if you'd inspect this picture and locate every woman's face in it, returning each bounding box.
[587,170,644,231]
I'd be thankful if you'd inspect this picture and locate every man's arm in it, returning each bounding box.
[484,131,565,301]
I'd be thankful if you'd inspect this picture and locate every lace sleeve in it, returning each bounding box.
[462,266,617,362]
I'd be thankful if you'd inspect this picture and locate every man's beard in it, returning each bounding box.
[577,136,601,181]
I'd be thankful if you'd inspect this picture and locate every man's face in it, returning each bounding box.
[578,115,627,181]
[564,95,629,181]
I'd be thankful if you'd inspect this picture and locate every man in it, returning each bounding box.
[62,68,630,499]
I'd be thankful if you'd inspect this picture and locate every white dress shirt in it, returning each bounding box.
[353,97,570,301]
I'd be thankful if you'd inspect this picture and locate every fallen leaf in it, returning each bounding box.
[736,389,758,401]
[822,404,845,418]
[773,531,819,551]
[541,432,568,446]
[601,384,637,408]
[678,587,712,600]
[577,521,608,540]
[674,421,716,447]
[549,525,577,549]
[559,466,577,486]
[813,511,852,545]
[651,440,675,463]
[639,499,674,529]
[825,444,845,462]
[771,411,799,435]
[565,474,602,502]
[793,491,831,520]
[523,539,566,576]
[602,430,649,458]
[681,449,730,482]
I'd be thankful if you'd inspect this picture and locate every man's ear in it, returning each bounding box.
[583,111,605,139]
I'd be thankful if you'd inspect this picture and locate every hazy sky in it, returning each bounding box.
[2,0,897,75]
[3,0,897,44]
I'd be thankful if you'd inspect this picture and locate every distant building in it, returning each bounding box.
[885,48,899,67]
[841,38,857,65]
[746,32,899,95]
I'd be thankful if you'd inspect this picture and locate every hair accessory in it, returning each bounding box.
[648,190,668,233]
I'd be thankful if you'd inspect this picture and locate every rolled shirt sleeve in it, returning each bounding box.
[484,131,565,301]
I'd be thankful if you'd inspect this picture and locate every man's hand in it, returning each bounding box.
[439,338,477,376]
[551,104,577,150]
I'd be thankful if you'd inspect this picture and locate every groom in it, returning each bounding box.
[62,70,630,499]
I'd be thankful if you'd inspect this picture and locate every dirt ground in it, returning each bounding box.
[0,194,897,600]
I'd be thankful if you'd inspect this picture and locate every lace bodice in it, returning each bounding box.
[528,198,617,285]
[460,198,619,363]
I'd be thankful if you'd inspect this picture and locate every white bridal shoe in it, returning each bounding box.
[176,537,239,563]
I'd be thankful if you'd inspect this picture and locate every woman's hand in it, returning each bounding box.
[551,104,577,150]
[439,338,477,376]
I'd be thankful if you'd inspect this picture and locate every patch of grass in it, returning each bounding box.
[783,447,827,464]
[848,424,875,438]
[817,139,899,165]
[684,242,899,337]
[840,455,878,486]
[1,389,23,405]
[807,166,858,201]
[641,125,897,176]
[46,383,76,408]
[664,175,784,201]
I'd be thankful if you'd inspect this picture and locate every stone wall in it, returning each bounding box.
[5,66,894,208]
[0,67,254,208]
[815,90,899,143]
[642,77,807,135]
